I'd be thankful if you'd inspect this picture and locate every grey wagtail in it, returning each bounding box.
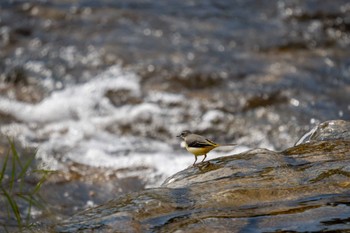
[177,130,236,165]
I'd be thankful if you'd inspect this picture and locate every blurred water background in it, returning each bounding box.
[0,0,349,227]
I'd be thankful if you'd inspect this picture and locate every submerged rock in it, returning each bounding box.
[56,120,350,232]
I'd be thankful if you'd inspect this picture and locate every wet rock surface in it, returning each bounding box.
[55,120,350,232]
[296,119,350,145]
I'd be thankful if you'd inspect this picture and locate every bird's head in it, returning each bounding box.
[177,130,192,139]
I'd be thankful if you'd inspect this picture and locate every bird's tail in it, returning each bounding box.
[204,139,236,148]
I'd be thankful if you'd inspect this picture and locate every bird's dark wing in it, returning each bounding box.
[205,139,218,146]
[188,139,216,148]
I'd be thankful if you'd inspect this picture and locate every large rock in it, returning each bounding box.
[56,120,350,232]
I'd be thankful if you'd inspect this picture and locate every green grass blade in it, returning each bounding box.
[5,199,11,220]
[2,224,10,233]
[1,139,51,231]
[30,169,55,196]
[32,175,48,195]
[26,196,32,225]
[9,138,23,169]
[0,149,10,183]
[18,193,44,209]
[18,154,35,180]
[0,186,22,227]
[9,151,16,192]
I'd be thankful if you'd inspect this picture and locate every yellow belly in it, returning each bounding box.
[186,146,215,156]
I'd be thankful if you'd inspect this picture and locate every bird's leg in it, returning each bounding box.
[193,155,198,166]
[201,154,207,163]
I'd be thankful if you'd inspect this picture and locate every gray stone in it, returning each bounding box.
[56,120,350,232]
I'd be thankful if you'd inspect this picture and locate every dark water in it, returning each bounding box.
[0,0,349,230]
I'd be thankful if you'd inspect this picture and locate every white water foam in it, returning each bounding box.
[0,65,140,123]
[0,65,199,186]
[0,65,248,186]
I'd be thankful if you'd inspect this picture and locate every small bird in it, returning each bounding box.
[177,130,236,166]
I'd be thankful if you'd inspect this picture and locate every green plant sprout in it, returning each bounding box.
[0,138,54,232]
